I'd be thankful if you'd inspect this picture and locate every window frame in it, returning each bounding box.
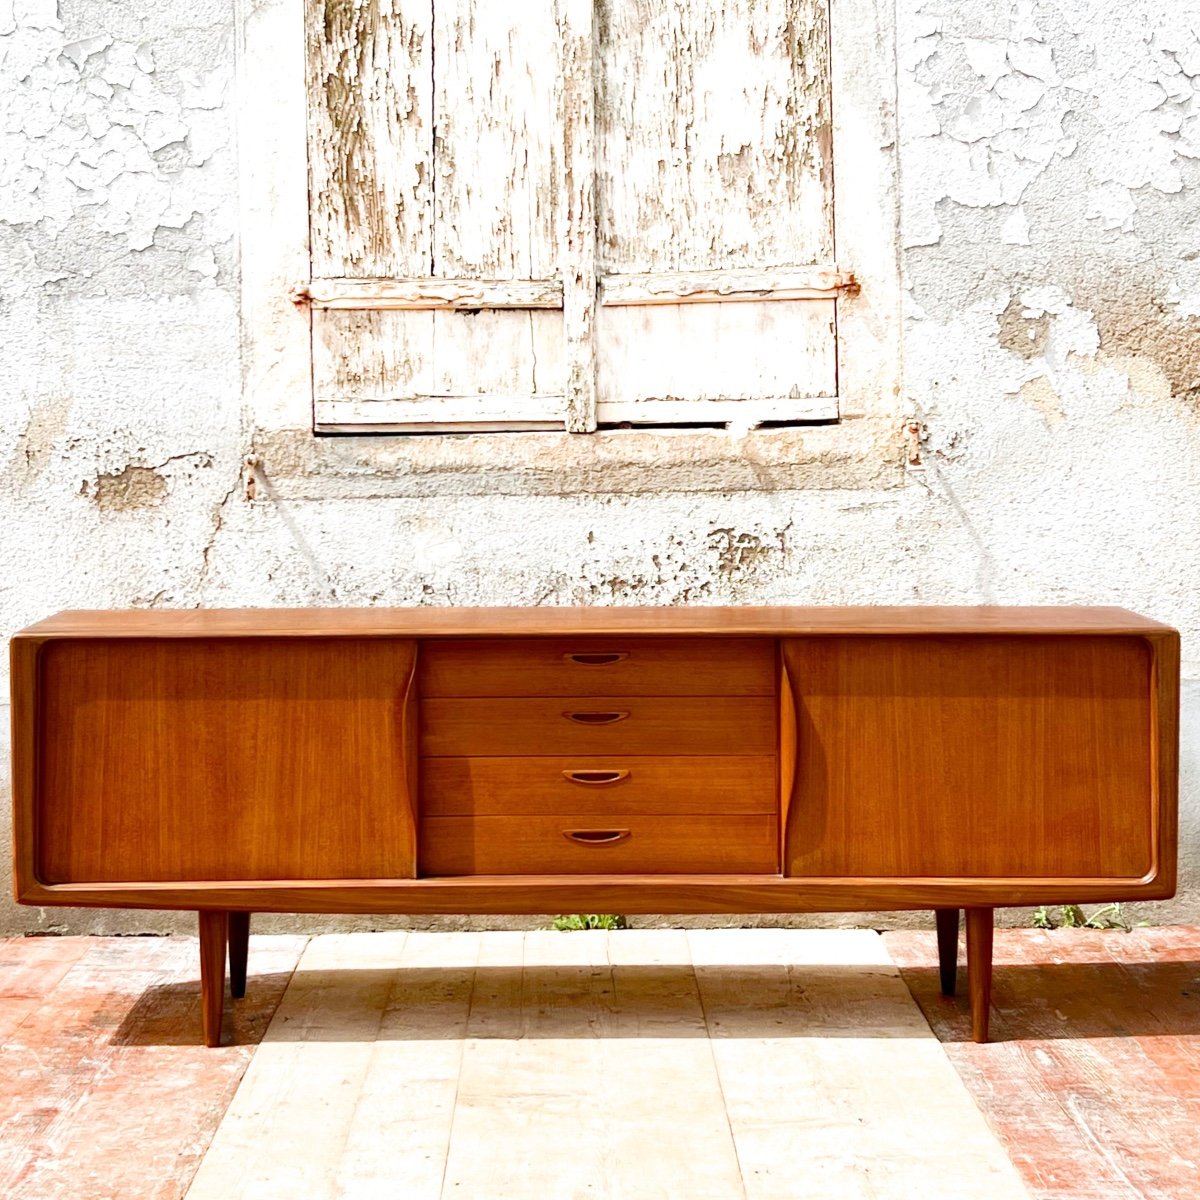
[237,0,901,471]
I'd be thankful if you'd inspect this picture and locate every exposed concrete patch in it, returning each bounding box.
[246,423,908,500]
[7,394,74,489]
[997,296,1051,359]
[1088,279,1200,407]
[708,526,788,579]
[84,464,169,510]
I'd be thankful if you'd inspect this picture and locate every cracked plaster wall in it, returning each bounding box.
[3,0,1200,934]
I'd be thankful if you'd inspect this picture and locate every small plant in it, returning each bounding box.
[551,914,628,931]
[1081,903,1134,931]
[1030,903,1135,931]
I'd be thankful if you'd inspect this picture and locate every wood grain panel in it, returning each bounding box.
[20,874,1177,917]
[311,308,565,426]
[420,815,778,876]
[419,696,776,757]
[595,298,838,422]
[782,636,1156,880]
[595,0,833,273]
[419,637,776,697]
[36,638,418,883]
[306,0,432,276]
[432,1,559,278]
[421,756,777,817]
[17,606,1174,640]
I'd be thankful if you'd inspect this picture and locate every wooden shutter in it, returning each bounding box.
[304,0,577,432]
[593,0,842,426]
[302,0,847,433]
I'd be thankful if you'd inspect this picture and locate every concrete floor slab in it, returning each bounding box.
[186,929,1029,1200]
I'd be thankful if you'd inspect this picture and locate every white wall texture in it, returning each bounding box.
[2,0,1199,933]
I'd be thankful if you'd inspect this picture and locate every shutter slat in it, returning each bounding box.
[562,0,598,433]
[596,0,833,274]
[306,0,433,277]
[314,396,565,433]
[600,266,854,307]
[433,2,560,278]
[313,310,565,424]
[595,299,837,422]
[298,278,563,311]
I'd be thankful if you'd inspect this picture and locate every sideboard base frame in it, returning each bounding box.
[192,905,1001,1048]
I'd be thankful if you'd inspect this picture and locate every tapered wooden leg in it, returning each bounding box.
[228,911,250,1000]
[965,906,994,1044]
[198,910,229,1048]
[935,908,960,996]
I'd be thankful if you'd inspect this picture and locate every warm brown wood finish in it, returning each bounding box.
[16,606,1173,638]
[421,815,779,876]
[420,696,777,757]
[782,636,1156,880]
[421,756,777,816]
[34,638,419,883]
[966,907,994,1044]
[419,636,775,696]
[935,908,959,997]
[22,875,1177,915]
[198,910,228,1048]
[11,607,1178,1045]
[228,911,250,1000]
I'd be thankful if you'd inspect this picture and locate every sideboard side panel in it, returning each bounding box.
[1147,629,1180,897]
[10,635,43,901]
[781,635,1156,880]
[35,637,419,883]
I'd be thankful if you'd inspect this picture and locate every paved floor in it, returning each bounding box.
[886,927,1200,1200]
[2,927,1198,1199]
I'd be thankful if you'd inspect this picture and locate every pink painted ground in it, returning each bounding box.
[0,933,305,1200]
[885,926,1200,1200]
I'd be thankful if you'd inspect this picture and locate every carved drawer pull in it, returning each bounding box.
[563,829,631,846]
[563,710,630,725]
[564,652,629,666]
[562,769,630,786]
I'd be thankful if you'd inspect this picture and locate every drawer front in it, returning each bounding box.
[422,756,777,816]
[419,637,775,697]
[419,697,776,757]
[420,815,779,875]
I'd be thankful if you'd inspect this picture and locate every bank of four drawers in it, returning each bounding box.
[418,637,779,875]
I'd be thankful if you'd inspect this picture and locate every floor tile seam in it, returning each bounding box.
[874,930,1042,1200]
[685,928,752,1200]
[313,931,412,1199]
[179,932,313,1200]
[436,929,492,1200]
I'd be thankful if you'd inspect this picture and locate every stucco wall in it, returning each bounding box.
[3,0,1199,934]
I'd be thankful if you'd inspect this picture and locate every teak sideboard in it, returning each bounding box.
[10,606,1179,1046]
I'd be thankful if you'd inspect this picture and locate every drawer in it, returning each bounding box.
[421,756,777,816]
[419,637,775,697]
[420,815,779,875]
[419,696,777,757]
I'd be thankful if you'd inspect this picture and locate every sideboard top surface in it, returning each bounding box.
[12,605,1176,641]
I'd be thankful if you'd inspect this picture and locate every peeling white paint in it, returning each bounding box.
[0,5,229,248]
[900,0,1200,246]
[1000,205,1030,245]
